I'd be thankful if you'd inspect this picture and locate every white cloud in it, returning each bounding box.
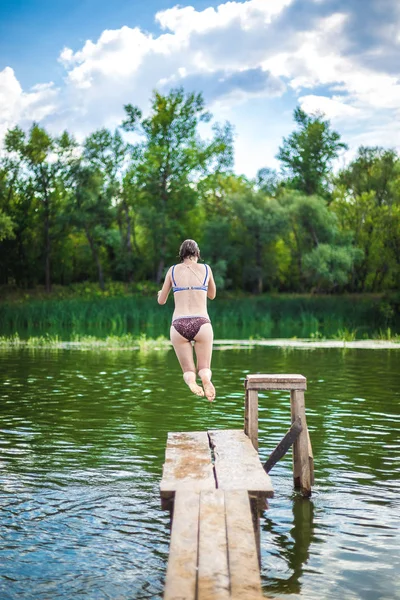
[298,95,361,120]
[264,12,400,118]
[1,0,400,175]
[155,0,293,34]
[0,67,58,142]
[39,0,295,139]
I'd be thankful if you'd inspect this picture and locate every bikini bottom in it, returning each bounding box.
[172,316,211,342]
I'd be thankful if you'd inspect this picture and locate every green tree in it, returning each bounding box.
[279,191,361,291]
[231,191,288,293]
[333,147,400,291]
[4,124,74,292]
[122,88,234,282]
[84,128,135,282]
[277,107,347,197]
[67,163,114,290]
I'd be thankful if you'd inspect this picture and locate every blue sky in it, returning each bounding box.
[1,0,399,177]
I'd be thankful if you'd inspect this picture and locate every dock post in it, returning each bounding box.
[244,388,259,451]
[290,389,312,496]
[245,374,313,497]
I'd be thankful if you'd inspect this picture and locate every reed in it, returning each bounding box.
[0,294,395,340]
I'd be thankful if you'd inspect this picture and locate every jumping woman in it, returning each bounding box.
[157,239,216,402]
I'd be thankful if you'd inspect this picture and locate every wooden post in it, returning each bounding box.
[307,428,315,486]
[290,390,311,497]
[244,388,259,451]
[249,496,261,568]
[245,374,313,496]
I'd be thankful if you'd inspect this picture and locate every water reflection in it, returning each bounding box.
[262,499,315,595]
[0,346,399,599]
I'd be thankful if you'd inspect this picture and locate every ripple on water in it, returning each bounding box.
[0,346,399,599]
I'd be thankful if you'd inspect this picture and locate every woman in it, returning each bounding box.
[157,239,216,402]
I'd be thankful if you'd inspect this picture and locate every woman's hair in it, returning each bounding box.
[179,239,200,261]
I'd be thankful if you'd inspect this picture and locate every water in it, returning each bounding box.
[0,346,399,599]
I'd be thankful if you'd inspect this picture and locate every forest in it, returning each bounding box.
[1,87,399,296]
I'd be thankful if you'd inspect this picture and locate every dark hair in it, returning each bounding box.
[179,239,200,261]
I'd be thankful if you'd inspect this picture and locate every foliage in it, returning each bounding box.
[122,88,234,282]
[0,95,399,299]
[277,107,347,197]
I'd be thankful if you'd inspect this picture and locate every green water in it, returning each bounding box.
[0,346,399,599]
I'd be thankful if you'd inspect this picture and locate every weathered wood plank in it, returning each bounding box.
[208,430,274,497]
[225,490,263,600]
[263,417,302,474]
[164,491,200,600]
[160,432,215,507]
[290,390,311,497]
[246,389,259,451]
[198,490,230,600]
[245,373,307,391]
[307,428,315,486]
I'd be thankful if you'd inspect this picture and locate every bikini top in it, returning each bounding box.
[172,264,209,293]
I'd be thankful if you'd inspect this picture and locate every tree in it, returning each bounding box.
[277,107,347,197]
[122,88,234,283]
[279,191,362,292]
[66,163,114,291]
[4,125,74,292]
[83,128,135,282]
[256,167,281,197]
[333,147,400,291]
[231,191,288,293]
[0,210,15,242]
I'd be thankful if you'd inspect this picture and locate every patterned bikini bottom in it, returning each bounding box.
[172,316,211,342]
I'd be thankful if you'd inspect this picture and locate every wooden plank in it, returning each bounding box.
[290,390,311,497]
[263,417,302,473]
[246,389,259,451]
[307,428,315,486]
[198,490,230,600]
[160,432,215,506]
[225,490,263,600]
[245,373,306,391]
[208,430,274,498]
[164,491,200,600]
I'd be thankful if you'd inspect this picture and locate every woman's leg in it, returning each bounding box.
[170,326,204,397]
[193,323,215,401]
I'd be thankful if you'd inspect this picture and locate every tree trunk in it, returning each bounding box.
[123,199,134,283]
[156,158,170,284]
[292,224,304,291]
[85,226,105,291]
[255,233,263,294]
[45,208,51,293]
[156,248,166,285]
[40,167,52,294]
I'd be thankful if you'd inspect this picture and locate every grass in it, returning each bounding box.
[0,328,399,349]
[333,328,358,342]
[0,332,170,350]
[0,293,396,341]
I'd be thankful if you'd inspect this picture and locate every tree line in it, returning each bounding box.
[0,88,399,294]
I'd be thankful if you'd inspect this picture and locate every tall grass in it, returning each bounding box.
[0,294,395,340]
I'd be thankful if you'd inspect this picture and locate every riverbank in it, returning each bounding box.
[0,334,399,350]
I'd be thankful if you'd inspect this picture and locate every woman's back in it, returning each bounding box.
[171,262,210,318]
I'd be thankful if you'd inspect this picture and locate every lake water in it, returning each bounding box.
[0,346,399,600]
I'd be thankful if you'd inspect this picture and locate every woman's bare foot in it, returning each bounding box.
[183,371,205,397]
[188,382,205,397]
[203,381,216,402]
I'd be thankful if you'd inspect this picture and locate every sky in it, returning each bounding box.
[0,0,399,177]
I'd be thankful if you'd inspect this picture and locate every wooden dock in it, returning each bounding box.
[160,374,314,599]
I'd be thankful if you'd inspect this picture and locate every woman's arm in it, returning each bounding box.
[207,267,216,300]
[157,267,172,305]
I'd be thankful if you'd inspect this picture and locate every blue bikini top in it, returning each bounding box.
[172,263,209,293]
